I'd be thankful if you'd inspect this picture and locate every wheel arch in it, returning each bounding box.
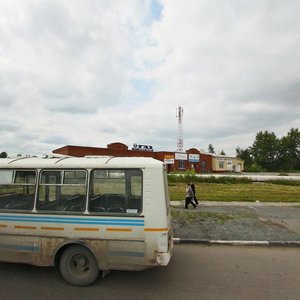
[54,240,100,268]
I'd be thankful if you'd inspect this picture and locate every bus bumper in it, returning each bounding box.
[156,251,172,265]
[156,235,173,266]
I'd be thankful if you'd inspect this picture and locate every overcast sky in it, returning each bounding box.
[1,0,299,156]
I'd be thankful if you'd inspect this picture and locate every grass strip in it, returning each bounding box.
[169,182,300,203]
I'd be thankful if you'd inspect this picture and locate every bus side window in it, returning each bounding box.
[0,170,36,211]
[88,169,142,214]
[37,170,87,212]
[126,174,142,214]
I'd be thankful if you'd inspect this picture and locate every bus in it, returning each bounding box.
[0,156,173,286]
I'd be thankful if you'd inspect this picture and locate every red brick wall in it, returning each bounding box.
[53,144,212,173]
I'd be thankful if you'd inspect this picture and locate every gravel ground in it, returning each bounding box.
[171,202,300,241]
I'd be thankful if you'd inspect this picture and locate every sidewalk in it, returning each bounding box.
[171,201,300,246]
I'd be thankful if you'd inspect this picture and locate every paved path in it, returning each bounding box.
[171,201,300,245]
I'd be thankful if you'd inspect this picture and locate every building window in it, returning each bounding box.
[179,161,185,170]
[218,161,224,169]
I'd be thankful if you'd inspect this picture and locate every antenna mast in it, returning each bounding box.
[176,105,184,152]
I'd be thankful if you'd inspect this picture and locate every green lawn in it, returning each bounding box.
[168,182,300,202]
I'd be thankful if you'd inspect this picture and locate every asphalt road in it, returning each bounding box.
[1,244,300,300]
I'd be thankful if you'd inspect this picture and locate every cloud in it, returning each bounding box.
[0,119,20,133]
[0,0,299,156]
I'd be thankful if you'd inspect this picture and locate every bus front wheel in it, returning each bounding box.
[59,245,99,286]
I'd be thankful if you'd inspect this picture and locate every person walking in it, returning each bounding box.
[185,183,196,209]
[190,182,199,205]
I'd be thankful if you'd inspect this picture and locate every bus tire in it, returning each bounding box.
[59,245,99,286]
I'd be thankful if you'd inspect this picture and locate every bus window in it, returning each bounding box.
[37,170,87,212]
[0,170,36,210]
[89,169,142,214]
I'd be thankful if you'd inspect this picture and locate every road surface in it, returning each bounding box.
[1,244,300,300]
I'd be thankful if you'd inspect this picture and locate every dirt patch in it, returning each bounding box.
[171,205,300,241]
[258,218,292,231]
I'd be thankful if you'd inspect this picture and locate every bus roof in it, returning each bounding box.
[0,156,163,169]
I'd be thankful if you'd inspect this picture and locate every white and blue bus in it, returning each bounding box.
[0,156,173,286]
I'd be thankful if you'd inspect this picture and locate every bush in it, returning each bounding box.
[269,180,300,186]
[167,174,252,184]
[246,164,267,172]
[167,174,184,183]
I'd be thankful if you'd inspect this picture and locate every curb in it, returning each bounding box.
[170,201,300,207]
[173,238,300,247]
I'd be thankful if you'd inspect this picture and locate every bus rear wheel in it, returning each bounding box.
[59,245,99,286]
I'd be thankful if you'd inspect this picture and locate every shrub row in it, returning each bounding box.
[269,180,300,186]
[167,173,300,186]
[167,174,253,184]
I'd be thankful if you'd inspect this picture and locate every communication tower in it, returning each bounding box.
[176,105,184,152]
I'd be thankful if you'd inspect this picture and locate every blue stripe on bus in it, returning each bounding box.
[0,243,40,253]
[0,215,144,226]
[110,250,144,258]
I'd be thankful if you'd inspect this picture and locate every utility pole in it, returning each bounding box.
[176,105,184,152]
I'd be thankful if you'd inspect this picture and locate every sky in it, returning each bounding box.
[0,0,299,157]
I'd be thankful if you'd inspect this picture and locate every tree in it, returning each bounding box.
[278,128,300,171]
[208,144,215,154]
[220,150,226,155]
[236,147,253,169]
[250,130,279,171]
[0,152,8,158]
[236,128,300,172]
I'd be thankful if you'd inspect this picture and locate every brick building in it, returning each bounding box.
[52,143,213,173]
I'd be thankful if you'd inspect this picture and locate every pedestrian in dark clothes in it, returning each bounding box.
[190,182,199,205]
[185,183,196,209]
